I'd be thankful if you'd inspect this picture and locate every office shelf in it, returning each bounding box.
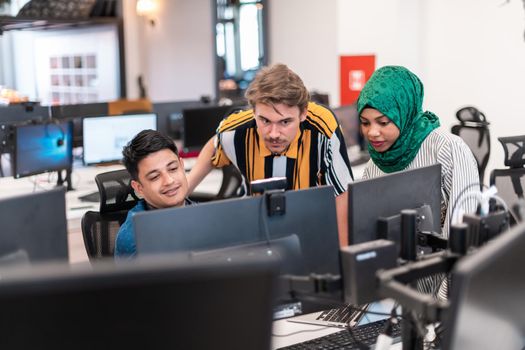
[0,15,119,33]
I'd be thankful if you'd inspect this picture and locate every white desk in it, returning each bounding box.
[271,301,403,349]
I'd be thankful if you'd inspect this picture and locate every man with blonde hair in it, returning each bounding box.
[188,63,353,245]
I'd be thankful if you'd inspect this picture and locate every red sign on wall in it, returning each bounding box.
[340,55,376,105]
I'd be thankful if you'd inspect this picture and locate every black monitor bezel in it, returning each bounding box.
[181,105,233,153]
[348,164,442,246]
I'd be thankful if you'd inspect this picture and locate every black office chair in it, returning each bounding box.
[189,164,243,202]
[81,169,139,261]
[451,106,490,186]
[490,135,525,225]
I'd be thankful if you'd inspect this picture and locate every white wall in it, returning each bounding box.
[124,0,215,102]
[269,0,339,105]
[422,0,525,179]
[336,0,525,182]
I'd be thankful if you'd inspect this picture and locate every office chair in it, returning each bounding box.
[189,164,243,202]
[451,106,490,185]
[490,135,525,225]
[81,169,139,260]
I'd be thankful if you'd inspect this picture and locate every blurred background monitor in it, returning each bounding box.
[50,102,109,148]
[152,100,207,140]
[134,186,342,312]
[333,103,363,149]
[0,187,68,264]
[14,121,73,179]
[444,222,525,349]
[348,164,441,250]
[0,258,276,350]
[82,113,157,165]
[182,105,233,153]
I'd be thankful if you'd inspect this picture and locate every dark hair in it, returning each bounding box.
[122,129,179,180]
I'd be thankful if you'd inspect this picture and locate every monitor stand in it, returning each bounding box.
[56,168,73,191]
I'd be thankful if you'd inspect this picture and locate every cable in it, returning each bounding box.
[450,182,485,224]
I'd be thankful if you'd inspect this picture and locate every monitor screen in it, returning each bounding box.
[332,103,370,152]
[152,100,206,139]
[443,223,525,349]
[14,121,73,179]
[182,105,233,152]
[348,164,441,249]
[50,102,109,148]
[0,187,68,264]
[0,258,277,349]
[82,113,157,165]
[133,186,342,312]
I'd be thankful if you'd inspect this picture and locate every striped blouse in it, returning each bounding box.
[211,102,353,196]
[362,129,480,299]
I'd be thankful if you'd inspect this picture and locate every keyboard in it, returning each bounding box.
[317,304,362,324]
[276,318,402,350]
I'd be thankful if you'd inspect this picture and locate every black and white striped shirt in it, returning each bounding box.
[212,102,354,196]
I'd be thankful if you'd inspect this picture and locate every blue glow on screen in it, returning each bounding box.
[15,122,73,178]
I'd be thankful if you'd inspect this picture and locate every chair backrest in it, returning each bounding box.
[189,164,243,202]
[216,164,244,199]
[451,106,490,184]
[81,169,139,260]
[81,210,125,260]
[490,135,525,225]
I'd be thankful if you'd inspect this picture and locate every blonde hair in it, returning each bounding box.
[245,63,310,112]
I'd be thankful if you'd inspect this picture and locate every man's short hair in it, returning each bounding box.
[245,63,310,112]
[122,129,179,181]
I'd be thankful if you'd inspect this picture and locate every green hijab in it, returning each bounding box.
[357,66,440,173]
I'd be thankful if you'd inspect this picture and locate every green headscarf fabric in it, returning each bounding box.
[357,66,440,173]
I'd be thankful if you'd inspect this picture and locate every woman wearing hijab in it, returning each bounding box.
[357,66,479,298]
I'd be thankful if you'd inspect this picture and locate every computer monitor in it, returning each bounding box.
[333,103,365,149]
[152,100,206,139]
[82,113,157,165]
[0,187,68,264]
[182,105,234,153]
[443,222,525,349]
[0,257,277,349]
[134,186,342,310]
[50,102,109,148]
[13,121,73,179]
[348,164,441,248]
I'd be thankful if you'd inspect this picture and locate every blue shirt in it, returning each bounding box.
[114,200,147,260]
[114,198,194,260]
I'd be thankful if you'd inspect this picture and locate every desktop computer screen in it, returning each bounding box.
[333,104,361,148]
[0,187,68,264]
[82,113,157,165]
[152,100,206,139]
[0,258,277,349]
[13,121,73,179]
[443,222,525,349]
[51,102,109,148]
[133,186,342,312]
[182,105,234,152]
[348,164,441,249]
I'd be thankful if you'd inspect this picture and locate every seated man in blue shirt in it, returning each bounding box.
[115,129,191,259]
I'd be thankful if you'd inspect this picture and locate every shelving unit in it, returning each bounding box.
[0,15,121,34]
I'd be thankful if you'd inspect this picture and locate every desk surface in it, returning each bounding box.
[271,301,402,349]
